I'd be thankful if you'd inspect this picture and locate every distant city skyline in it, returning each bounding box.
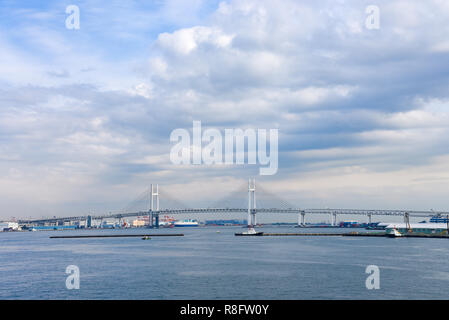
[1,0,449,219]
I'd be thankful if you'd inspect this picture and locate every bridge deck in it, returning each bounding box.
[17,208,448,224]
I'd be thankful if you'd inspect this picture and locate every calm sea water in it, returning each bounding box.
[1,226,449,300]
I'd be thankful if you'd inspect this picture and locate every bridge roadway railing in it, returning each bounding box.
[100,208,448,218]
[17,208,300,224]
[18,215,90,225]
[303,209,447,218]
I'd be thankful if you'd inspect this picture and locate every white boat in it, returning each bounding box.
[237,227,264,236]
[243,227,257,235]
[174,219,199,227]
[387,227,402,237]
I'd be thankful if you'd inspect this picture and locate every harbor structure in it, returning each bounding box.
[132,219,146,227]
[30,225,77,231]
[205,219,247,226]
[385,223,449,236]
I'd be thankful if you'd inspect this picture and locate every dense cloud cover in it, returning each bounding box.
[1,0,449,218]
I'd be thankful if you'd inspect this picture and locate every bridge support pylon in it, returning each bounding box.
[248,178,256,229]
[298,210,306,226]
[149,184,160,229]
[332,212,337,226]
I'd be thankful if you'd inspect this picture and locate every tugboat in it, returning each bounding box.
[235,226,264,236]
[386,226,402,238]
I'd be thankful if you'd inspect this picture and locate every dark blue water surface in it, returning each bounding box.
[1,226,449,299]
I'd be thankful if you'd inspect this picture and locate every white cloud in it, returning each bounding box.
[157,26,234,55]
[292,86,355,106]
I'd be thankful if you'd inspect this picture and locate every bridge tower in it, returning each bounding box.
[248,178,256,228]
[149,184,160,228]
[332,212,337,226]
[299,210,306,226]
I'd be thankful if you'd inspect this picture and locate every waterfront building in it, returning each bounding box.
[132,219,146,227]
[385,223,449,235]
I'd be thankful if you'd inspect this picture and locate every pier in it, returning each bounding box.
[235,232,383,237]
[235,232,449,238]
[49,234,184,239]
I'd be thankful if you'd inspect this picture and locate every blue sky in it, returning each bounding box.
[1,0,449,220]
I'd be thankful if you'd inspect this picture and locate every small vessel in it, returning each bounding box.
[235,227,264,236]
[142,236,151,240]
[174,219,199,227]
[386,227,402,238]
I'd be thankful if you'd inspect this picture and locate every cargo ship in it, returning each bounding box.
[173,219,199,227]
[429,214,449,223]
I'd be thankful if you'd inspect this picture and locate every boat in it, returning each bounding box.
[386,227,402,238]
[142,236,151,240]
[235,227,264,236]
[173,219,199,227]
[429,214,449,223]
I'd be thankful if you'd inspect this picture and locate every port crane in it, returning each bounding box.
[404,212,412,233]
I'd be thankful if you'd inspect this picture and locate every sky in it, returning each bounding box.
[1,0,449,221]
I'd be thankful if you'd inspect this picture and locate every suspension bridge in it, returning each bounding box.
[17,179,449,228]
